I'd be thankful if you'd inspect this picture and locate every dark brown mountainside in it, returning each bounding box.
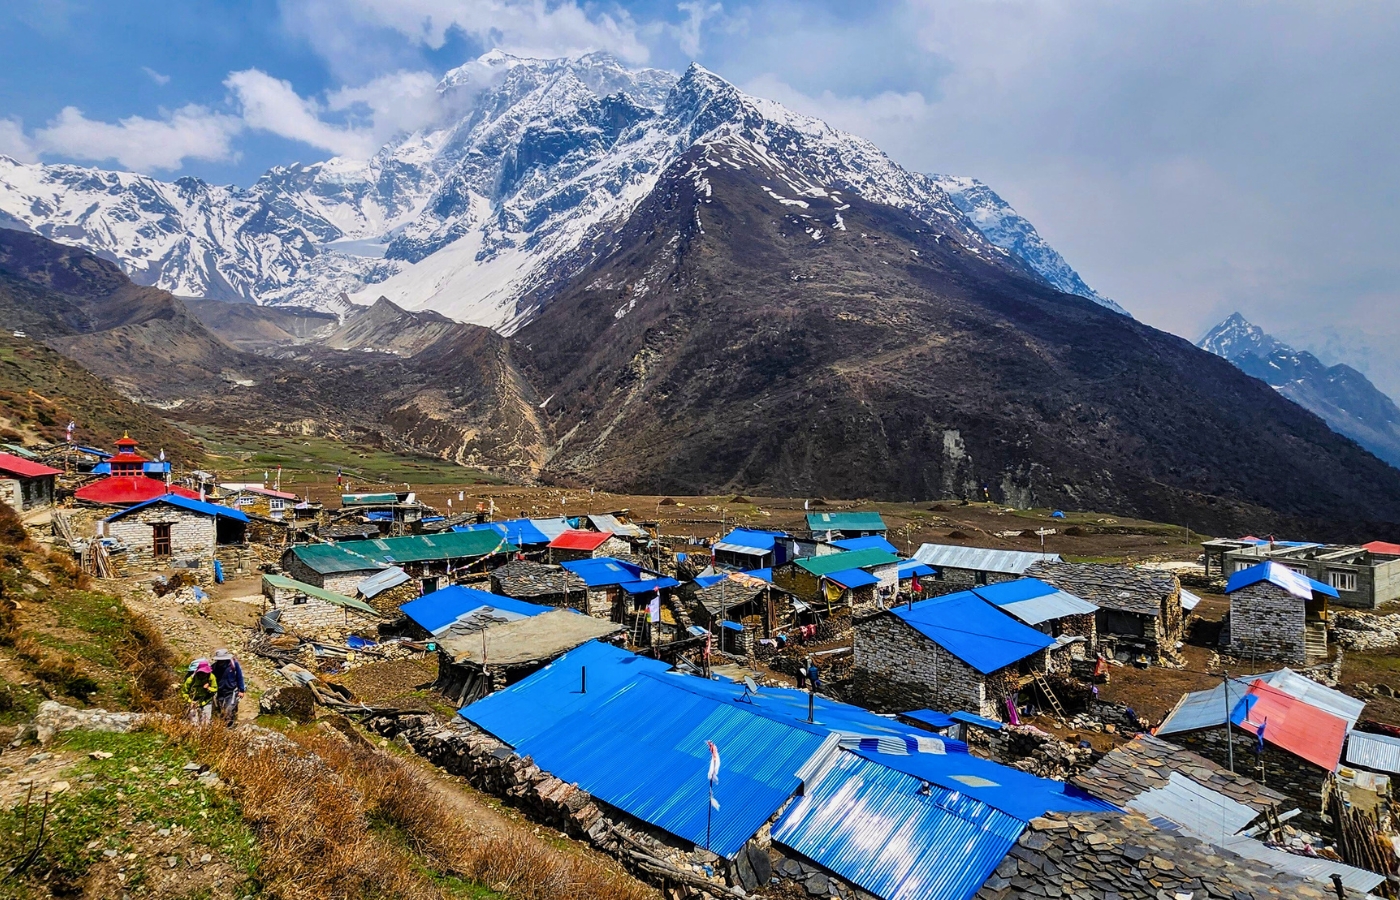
[0,230,249,398]
[518,140,1400,539]
[183,298,339,353]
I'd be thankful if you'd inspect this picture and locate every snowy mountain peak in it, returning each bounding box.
[0,50,1125,327]
[1199,312,1288,359]
[930,175,1128,315]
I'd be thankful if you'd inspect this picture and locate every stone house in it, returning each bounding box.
[711,527,791,571]
[281,543,387,596]
[1026,561,1184,661]
[967,577,1098,673]
[804,511,887,540]
[1204,537,1400,610]
[559,557,678,625]
[261,573,384,638]
[548,529,630,563]
[911,544,1063,595]
[852,589,1055,719]
[103,495,248,570]
[0,452,60,512]
[1225,561,1335,665]
[334,530,519,594]
[772,548,901,613]
[224,485,299,520]
[355,566,417,616]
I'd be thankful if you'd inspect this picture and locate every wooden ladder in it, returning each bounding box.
[1034,673,1066,719]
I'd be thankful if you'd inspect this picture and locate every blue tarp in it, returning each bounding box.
[454,518,551,545]
[561,557,650,588]
[718,528,785,551]
[892,591,1054,674]
[104,494,249,523]
[365,511,394,522]
[693,574,726,589]
[827,568,880,589]
[744,568,773,583]
[831,535,900,555]
[949,711,1005,731]
[773,750,1024,900]
[1225,560,1338,599]
[399,586,548,635]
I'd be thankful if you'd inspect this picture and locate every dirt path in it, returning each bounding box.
[121,574,276,725]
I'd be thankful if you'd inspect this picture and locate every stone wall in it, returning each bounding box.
[1229,582,1306,665]
[1172,728,1328,833]
[0,478,19,514]
[107,507,215,568]
[262,582,381,638]
[281,552,375,595]
[851,612,992,717]
[1334,611,1400,651]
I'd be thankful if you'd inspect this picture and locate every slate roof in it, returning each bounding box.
[1071,734,1286,813]
[694,578,769,615]
[490,559,586,599]
[973,812,1358,900]
[1025,561,1177,616]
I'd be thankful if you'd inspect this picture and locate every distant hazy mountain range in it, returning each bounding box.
[1199,313,1400,469]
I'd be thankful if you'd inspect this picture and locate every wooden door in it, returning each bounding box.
[152,523,172,557]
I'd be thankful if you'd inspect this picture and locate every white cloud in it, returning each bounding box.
[141,66,171,86]
[280,0,652,69]
[227,68,441,160]
[0,118,38,163]
[31,105,242,172]
[672,1,723,57]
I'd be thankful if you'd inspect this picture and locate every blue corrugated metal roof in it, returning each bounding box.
[897,561,935,579]
[971,579,1098,626]
[827,568,880,589]
[399,585,549,634]
[465,641,672,746]
[104,494,249,523]
[454,518,552,545]
[1225,561,1338,599]
[619,576,680,594]
[948,711,1004,731]
[560,557,649,587]
[528,517,572,540]
[500,674,833,858]
[900,709,955,729]
[892,591,1054,674]
[773,750,1025,900]
[693,574,726,588]
[718,528,785,551]
[831,535,900,554]
[856,747,1118,822]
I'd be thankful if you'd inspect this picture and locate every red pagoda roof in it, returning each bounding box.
[549,529,614,551]
[74,476,200,506]
[0,452,62,479]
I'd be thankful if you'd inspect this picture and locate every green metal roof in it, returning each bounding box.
[796,548,901,577]
[338,529,516,565]
[806,511,887,532]
[289,543,385,575]
[263,573,382,616]
[341,492,400,506]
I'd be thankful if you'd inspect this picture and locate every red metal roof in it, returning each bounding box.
[237,486,298,500]
[1364,541,1400,557]
[75,476,201,506]
[1233,679,1347,770]
[549,529,614,551]
[0,452,62,479]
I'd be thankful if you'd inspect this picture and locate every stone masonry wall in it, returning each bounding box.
[108,507,215,568]
[852,612,991,716]
[1229,582,1306,665]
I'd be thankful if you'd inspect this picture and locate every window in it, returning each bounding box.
[152,523,172,557]
[1286,565,1309,576]
[1233,561,1254,573]
[269,498,285,511]
[1329,570,1358,592]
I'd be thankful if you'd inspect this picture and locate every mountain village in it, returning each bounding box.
[6,429,1400,900]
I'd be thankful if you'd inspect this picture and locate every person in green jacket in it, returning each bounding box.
[180,659,218,724]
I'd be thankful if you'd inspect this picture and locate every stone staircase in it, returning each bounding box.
[1305,622,1329,661]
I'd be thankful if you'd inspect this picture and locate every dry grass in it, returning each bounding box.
[152,720,655,900]
[117,607,181,710]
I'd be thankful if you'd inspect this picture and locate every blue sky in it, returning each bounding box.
[3,0,1400,393]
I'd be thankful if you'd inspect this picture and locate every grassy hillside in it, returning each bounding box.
[0,334,203,462]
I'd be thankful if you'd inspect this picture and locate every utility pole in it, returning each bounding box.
[1223,670,1234,774]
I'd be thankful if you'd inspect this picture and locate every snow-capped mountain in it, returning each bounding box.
[0,51,1122,329]
[930,175,1127,315]
[1200,312,1400,469]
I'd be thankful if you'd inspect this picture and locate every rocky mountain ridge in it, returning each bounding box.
[1200,313,1400,469]
[0,51,1124,329]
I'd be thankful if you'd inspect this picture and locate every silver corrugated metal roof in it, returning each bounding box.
[587,513,647,538]
[712,541,769,557]
[1345,731,1400,774]
[356,566,410,598]
[1180,588,1202,611]
[912,543,1061,575]
[1267,668,1365,731]
[995,589,1098,626]
[1221,834,1385,893]
[772,750,1025,900]
[1156,674,1279,736]
[527,517,572,540]
[1126,772,1257,847]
